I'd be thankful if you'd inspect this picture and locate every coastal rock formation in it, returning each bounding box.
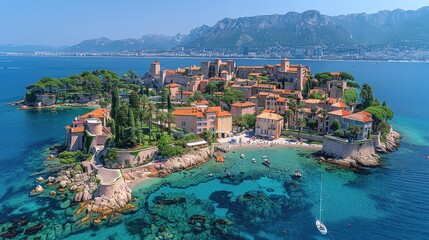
[374,128,401,153]
[87,178,133,213]
[161,147,213,173]
[122,147,214,186]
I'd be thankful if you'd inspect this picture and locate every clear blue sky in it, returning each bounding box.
[1,0,428,46]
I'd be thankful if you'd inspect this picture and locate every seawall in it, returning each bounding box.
[321,135,380,167]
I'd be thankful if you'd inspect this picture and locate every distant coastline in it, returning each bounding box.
[2,54,429,64]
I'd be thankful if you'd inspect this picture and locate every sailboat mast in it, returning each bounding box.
[319,173,323,221]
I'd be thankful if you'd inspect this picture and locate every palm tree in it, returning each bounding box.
[234,115,244,132]
[283,109,293,129]
[146,102,156,142]
[297,118,307,133]
[288,99,298,127]
[166,112,176,135]
[179,86,184,103]
[156,111,167,134]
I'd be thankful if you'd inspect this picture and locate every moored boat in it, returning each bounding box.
[294,170,302,179]
[252,158,256,163]
[263,159,271,166]
[240,154,245,159]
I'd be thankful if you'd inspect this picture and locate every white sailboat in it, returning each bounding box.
[315,173,328,235]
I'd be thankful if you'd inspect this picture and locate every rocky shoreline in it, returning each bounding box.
[0,146,214,239]
[123,147,214,187]
[318,127,402,169]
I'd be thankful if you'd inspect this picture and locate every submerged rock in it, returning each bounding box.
[60,200,71,209]
[24,223,44,235]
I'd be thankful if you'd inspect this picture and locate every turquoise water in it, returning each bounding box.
[0,56,428,239]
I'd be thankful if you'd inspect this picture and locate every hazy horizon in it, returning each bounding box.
[1,0,429,46]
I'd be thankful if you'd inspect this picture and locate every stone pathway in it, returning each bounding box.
[92,146,122,186]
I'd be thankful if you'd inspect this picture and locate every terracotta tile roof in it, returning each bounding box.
[172,107,200,116]
[288,67,298,72]
[65,125,71,130]
[277,97,287,103]
[196,100,209,105]
[238,66,264,69]
[330,72,340,76]
[302,99,321,104]
[328,109,352,116]
[325,98,338,104]
[343,111,373,123]
[301,108,312,113]
[248,73,260,76]
[207,106,222,113]
[80,108,109,119]
[259,92,270,96]
[71,126,85,133]
[182,91,194,95]
[217,111,232,117]
[361,111,372,116]
[166,83,180,88]
[231,102,255,107]
[257,112,284,121]
[331,101,348,108]
[213,92,223,95]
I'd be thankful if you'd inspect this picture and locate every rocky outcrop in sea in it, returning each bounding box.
[375,127,402,153]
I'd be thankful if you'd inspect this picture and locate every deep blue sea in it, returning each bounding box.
[0,56,428,239]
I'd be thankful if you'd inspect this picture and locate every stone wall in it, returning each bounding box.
[115,147,158,167]
[321,136,380,166]
[283,131,325,142]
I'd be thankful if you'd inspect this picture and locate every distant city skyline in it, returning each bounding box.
[1,0,429,46]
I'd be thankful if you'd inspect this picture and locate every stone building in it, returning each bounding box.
[255,110,284,140]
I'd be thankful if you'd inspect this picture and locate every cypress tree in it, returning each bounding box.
[129,91,140,120]
[125,109,137,147]
[167,90,172,111]
[111,87,120,120]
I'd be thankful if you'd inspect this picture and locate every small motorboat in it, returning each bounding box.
[294,170,302,179]
[263,159,271,166]
[226,171,231,177]
[240,154,245,159]
[262,155,267,159]
[252,158,256,163]
[208,173,214,177]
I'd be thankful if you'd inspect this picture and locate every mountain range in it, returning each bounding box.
[2,7,429,53]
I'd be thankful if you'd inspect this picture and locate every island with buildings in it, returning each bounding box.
[12,58,400,238]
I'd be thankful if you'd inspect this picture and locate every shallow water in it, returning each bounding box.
[0,56,428,239]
